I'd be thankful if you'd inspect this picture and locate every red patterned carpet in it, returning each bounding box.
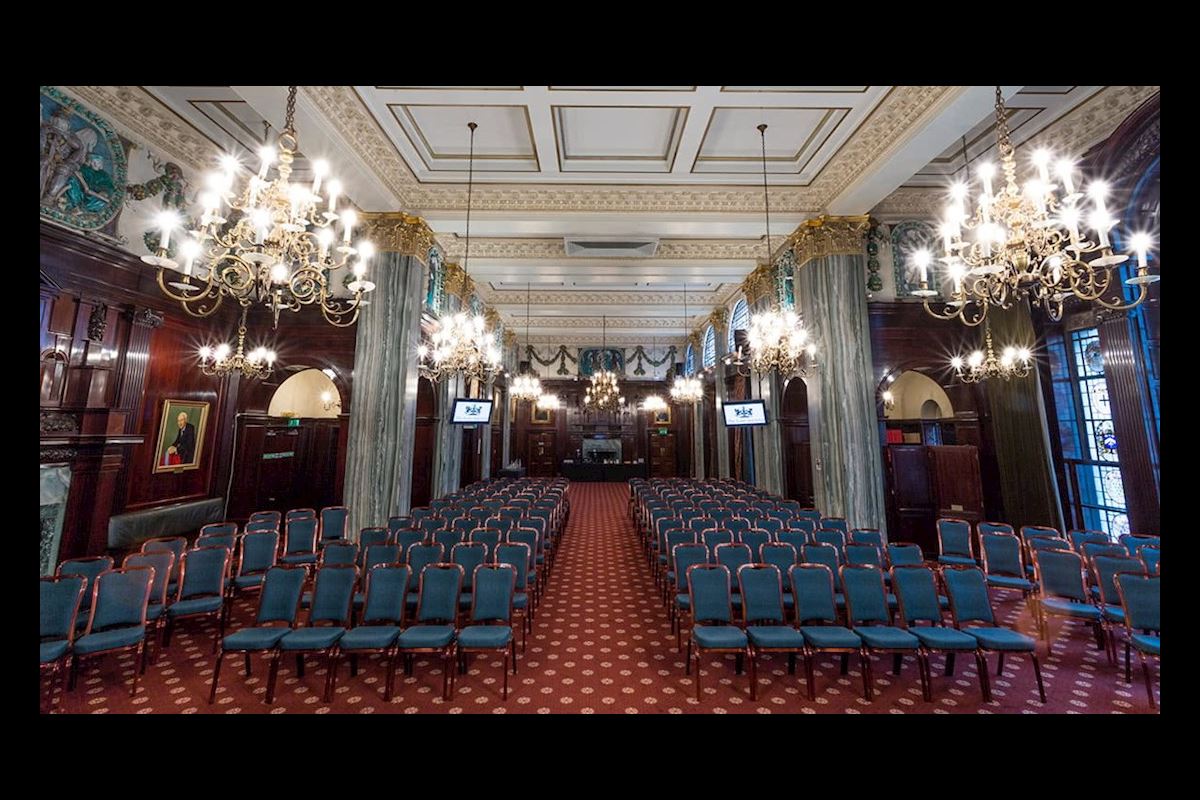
[48,483,1158,714]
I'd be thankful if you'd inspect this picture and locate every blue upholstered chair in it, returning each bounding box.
[273,564,358,703]
[1114,573,1160,708]
[57,556,114,629]
[453,564,518,700]
[685,564,751,701]
[788,563,864,700]
[361,544,401,577]
[702,529,734,558]
[941,566,1045,703]
[496,543,533,652]
[670,543,710,651]
[1138,546,1161,576]
[395,563,463,701]
[979,532,1035,595]
[738,563,805,701]
[198,523,238,554]
[506,529,541,605]
[231,531,279,601]
[814,529,847,560]
[738,529,772,559]
[122,550,174,666]
[142,537,186,591]
[840,565,927,701]
[1068,529,1111,553]
[451,515,477,540]
[248,509,282,530]
[886,542,924,566]
[1031,549,1104,648]
[802,544,845,607]
[387,516,414,537]
[714,543,753,610]
[451,542,488,616]
[201,521,239,539]
[280,517,319,565]
[891,565,981,700]
[759,543,798,610]
[850,529,885,547]
[418,516,447,540]
[329,563,411,700]
[357,527,390,554]
[286,508,316,522]
[488,516,515,538]
[164,545,231,654]
[245,518,279,534]
[208,564,307,703]
[977,520,1014,538]
[787,517,817,537]
[937,518,976,565]
[757,517,785,539]
[319,542,358,568]
[845,543,885,569]
[1090,555,1146,667]
[660,530,695,592]
[778,529,809,554]
[69,566,154,697]
[820,517,849,535]
[319,506,349,545]
[403,544,445,612]
[1119,533,1160,556]
[392,529,424,556]
[40,575,86,712]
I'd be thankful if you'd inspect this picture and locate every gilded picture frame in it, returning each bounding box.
[153,399,210,474]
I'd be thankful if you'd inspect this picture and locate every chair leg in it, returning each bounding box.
[840,653,849,675]
[266,652,281,704]
[512,639,518,674]
[350,654,359,678]
[1125,642,1132,683]
[997,652,1005,676]
[129,642,145,697]
[945,652,955,677]
[503,653,509,700]
[918,653,931,702]
[748,650,757,701]
[735,652,744,676]
[892,653,902,676]
[296,653,305,678]
[209,651,223,704]
[1031,653,1047,703]
[861,650,874,701]
[385,652,398,702]
[804,653,816,701]
[787,653,796,676]
[140,635,151,675]
[322,652,337,702]
[685,637,692,674]
[444,649,454,700]
[244,653,252,676]
[694,652,702,700]
[1139,652,1156,709]
[214,612,225,654]
[975,652,992,702]
[162,616,174,649]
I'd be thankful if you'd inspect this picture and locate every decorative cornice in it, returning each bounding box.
[506,316,698,330]
[480,289,731,306]
[1023,85,1159,159]
[40,447,78,463]
[741,263,776,306]
[61,86,215,171]
[40,411,79,434]
[358,212,436,262]
[870,188,941,222]
[528,334,684,346]
[707,307,729,332]
[128,307,165,328]
[786,214,871,269]
[436,235,765,261]
[443,262,467,299]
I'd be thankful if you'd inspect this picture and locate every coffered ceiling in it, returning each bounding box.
[68,84,1157,346]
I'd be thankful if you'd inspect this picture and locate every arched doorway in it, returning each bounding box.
[411,376,437,508]
[778,377,813,506]
[267,368,342,418]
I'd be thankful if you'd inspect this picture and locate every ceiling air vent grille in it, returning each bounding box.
[564,237,659,258]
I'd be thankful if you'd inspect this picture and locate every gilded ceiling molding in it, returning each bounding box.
[741,263,776,306]
[1022,85,1159,158]
[60,85,215,171]
[436,235,765,261]
[787,214,871,269]
[357,211,436,261]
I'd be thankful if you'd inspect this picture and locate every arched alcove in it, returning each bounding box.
[267,368,341,419]
[883,370,954,420]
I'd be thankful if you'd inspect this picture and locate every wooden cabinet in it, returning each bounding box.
[648,432,677,478]
[884,443,984,555]
[528,431,557,477]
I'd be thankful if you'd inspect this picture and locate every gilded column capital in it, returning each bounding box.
[484,307,502,330]
[443,261,466,299]
[358,212,437,262]
[707,306,729,332]
[741,262,776,306]
[786,214,871,269]
[459,274,476,304]
[503,329,518,348]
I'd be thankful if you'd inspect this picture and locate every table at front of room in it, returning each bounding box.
[559,462,648,482]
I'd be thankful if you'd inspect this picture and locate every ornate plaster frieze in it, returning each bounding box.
[480,289,731,306]
[436,235,767,261]
[61,86,216,171]
[1022,85,1159,158]
[358,212,437,261]
[786,214,871,269]
[527,334,685,346]
[869,188,942,222]
[504,316,699,329]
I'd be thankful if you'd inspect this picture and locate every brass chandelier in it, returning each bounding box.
[142,86,375,328]
[670,282,704,404]
[510,283,542,402]
[416,122,503,385]
[725,123,817,378]
[920,86,1159,326]
[583,315,625,413]
[198,307,276,380]
[950,325,1033,384]
[641,393,668,413]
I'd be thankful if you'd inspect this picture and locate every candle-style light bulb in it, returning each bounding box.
[257,146,275,180]
[912,249,932,285]
[1056,159,1076,194]
[977,162,995,198]
[1129,232,1154,269]
[341,208,357,244]
[317,227,334,258]
[180,238,202,277]
[156,210,179,250]
[1032,149,1052,184]
[326,179,342,216]
[311,159,329,197]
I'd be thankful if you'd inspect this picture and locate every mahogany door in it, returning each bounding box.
[884,444,936,554]
[527,431,557,477]
[648,432,677,478]
[781,424,813,506]
[928,445,984,524]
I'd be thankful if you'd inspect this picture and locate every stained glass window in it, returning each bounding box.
[728,298,750,352]
[702,325,716,368]
[685,344,695,377]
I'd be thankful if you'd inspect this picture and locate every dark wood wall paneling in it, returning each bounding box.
[508,379,692,478]
[411,377,437,507]
[778,377,813,506]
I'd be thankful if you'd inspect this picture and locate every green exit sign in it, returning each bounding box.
[287,418,300,427]
[658,428,669,435]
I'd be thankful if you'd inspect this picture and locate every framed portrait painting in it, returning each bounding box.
[154,399,210,473]
[651,408,671,426]
[532,405,552,424]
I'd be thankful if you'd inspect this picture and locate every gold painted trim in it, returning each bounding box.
[783,214,871,269]
[358,211,437,262]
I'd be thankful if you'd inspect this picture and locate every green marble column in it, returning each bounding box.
[794,218,886,531]
[751,370,785,496]
[984,304,1064,531]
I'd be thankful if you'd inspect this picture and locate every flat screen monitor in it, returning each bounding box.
[451,398,494,424]
[723,400,768,427]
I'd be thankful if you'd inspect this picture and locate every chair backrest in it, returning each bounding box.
[319,506,349,542]
[360,563,412,623]
[451,516,476,535]
[122,551,173,607]
[468,529,501,560]
[801,544,843,590]
[451,542,488,591]
[406,544,445,584]
[496,543,531,589]
[197,531,238,552]
[1119,533,1161,556]
[796,509,822,524]
[410,507,435,523]
[176,546,230,601]
[387,516,414,536]
[1028,536,1072,558]
[363,544,402,573]
[820,517,849,535]
[845,543,883,569]
[814,529,847,555]
[255,565,308,626]
[414,563,464,624]
[238,531,279,576]
[470,564,517,624]
[938,518,974,558]
[1114,573,1160,633]
[41,575,86,642]
[86,567,153,633]
[432,529,464,552]
[488,517,514,536]
[977,520,1015,538]
[714,543,753,589]
[393,529,425,554]
[1139,546,1161,575]
[57,556,114,608]
[685,564,734,625]
[286,508,317,522]
[886,543,924,566]
[249,509,282,527]
[759,543,798,577]
[319,542,358,567]
[1091,555,1145,606]
[849,528,884,547]
[840,565,891,626]
[308,565,358,625]
[725,517,751,535]
[778,530,809,553]
[200,522,239,539]
[664,529,694,557]
[418,516,446,536]
[787,518,817,536]
[738,529,772,556]
[1081,542,1127,563]
[245,518,280,534]
[142,537,187,569]
[1068,529,1111,552]
[1033,549,1088,602]
[789,564,839,625]
[941,566,996,627]
[738,564,786,625]
[506,528,538,559]
[702,529,734,555]
[1020,525,1063,544]
[284,517,318,556]
[358,527,391,551]
[890,566,943,626]
[671,544,709,590]
[979,532,1024,578]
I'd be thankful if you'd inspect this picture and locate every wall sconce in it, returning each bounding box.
[881,389,895,412]
[320,390,342,412]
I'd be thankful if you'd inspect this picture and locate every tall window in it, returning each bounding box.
[728,298,749,352]
[685,343,695,376]
[1051,327,1129,539]
[702,325,716,368]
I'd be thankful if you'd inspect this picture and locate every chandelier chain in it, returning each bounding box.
[464,122,476,273]
[759,123,771,265]
[283,86,298,137]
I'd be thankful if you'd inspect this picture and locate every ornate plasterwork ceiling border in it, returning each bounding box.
[435,235,765,260]
[305,85,952,214]
[527,334,686,346]
[61,85,217,171]
[475,287,737,306]
[501,316,701,329]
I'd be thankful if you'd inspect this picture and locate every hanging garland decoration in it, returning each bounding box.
[527,344,577,375]
[630,345,677,375]
[866,221,885,293]
[132,159,197,257]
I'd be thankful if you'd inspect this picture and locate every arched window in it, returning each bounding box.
[684,343,695,376]
[702,325,716,368]
[728,297,750,352]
